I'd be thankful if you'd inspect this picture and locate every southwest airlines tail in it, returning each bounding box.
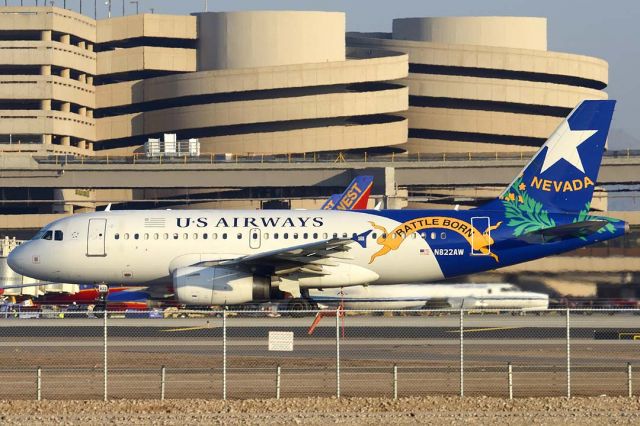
[321,176,373,210]
[480,100,616,216]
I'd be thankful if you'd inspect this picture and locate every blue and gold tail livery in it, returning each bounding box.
[482,100,615,215]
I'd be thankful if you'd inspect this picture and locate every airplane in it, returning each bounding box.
[320,175,373,210]
[7,100,627,311]
[308,283,549,310]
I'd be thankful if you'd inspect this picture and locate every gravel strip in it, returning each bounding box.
[1,396,639,425]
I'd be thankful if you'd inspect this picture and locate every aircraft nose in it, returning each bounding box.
[7,244,28,275]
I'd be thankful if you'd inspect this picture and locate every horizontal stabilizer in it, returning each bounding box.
[520,220,608,243]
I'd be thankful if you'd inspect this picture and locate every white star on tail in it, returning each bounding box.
[539,120,597,174]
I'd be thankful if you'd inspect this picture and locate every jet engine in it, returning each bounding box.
[173,266,270,305]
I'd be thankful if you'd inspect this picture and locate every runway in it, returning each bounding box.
[0,313,637,399]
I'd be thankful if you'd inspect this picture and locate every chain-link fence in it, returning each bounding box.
[0,308,639,400]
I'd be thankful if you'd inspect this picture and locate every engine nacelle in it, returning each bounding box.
[173,266,270,306]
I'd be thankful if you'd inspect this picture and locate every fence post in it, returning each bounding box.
[103,309,108,402]
[222,309,227,401]
[36,367,41,401]
[276,365,281,400]
[628,363,633,397]
[566,307,571,398]
[393,364,398,400]
[160,365,166,400]
[336,307,341,398]
[460,308,464,397]
[508,362,513,400]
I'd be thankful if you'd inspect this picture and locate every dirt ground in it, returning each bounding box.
[0,396,639,425]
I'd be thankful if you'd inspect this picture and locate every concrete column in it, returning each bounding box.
[41,30,52,41]
[87,43,94,52]
[60,34,70,44]
[61,102,70,113]
[78,73,86,83]
[42,134,52,145]
[78,40,86,49]
[86,76,94,85]
[79,106,87,116]
[40,65,51,76]
[86,109,94,118]
[40,99,51,111]
[61,136,71,146]
[61,68,70,79]
[78,140,86,149]
[87,142,94,151]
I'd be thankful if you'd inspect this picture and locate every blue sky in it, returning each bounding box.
[27,0,640,149]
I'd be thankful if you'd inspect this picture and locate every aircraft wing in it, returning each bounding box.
[521,220,608,243]
[193,236,363,276]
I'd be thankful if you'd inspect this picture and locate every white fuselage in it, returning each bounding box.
[8,210,447,287]
[308,284,549,310]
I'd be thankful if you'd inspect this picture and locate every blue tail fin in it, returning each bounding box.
[321,175,374,210]
[481,100,616,215]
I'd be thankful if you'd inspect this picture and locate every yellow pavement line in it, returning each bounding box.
[447,326,522,333]
[161,325,217,332]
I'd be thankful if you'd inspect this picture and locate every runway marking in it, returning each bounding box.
[448,326,522,333]
[161,325,217,332]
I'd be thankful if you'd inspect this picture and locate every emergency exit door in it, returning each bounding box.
[87,219,107,256]
[249,228,261,249]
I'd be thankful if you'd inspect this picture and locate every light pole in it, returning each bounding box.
[204,0,208,12]
[121,0,123,16]
[129,0,137,14]
[149,7,153,13]
[105,0,110,18]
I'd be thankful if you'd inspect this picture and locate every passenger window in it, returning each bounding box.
[222,233,227,240]
[372,233,377,239]
[114,233,120,240]
[173,233,179,240]
[352,233,357,239]
[134,233,139,240]
[303,233,309,239]
[441,232,447,240]
[342,233,348,238]
[293,233,298,239]
[211,233,217,240]
[183,233,188,239]
[263,233,269,240]
[193,233,198,240]
[274,233,279,240]
[144,233,149,240]
[124,233,130,240]
[313,233,318,239]
[252,232,258,239]
[54,230,63,241]
[203,233,208,240]
[163,233,169,240]
[237,233,243,239]
[411,233,417,239]
[154,233,159,240]
[284,233,289,239]
[333,233,338,239]
[322,233,328,239]
[430,232,436,240]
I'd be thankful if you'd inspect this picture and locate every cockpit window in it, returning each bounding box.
[54,230,63,241]
[42,230,53,240]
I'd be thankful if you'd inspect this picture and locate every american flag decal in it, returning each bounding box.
[420,248,430,255]
[144,218,166,228]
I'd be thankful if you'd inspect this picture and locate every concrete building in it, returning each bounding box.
[0,7,409,156]
[347,17,609,154]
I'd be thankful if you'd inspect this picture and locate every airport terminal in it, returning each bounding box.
[0,4,640,416]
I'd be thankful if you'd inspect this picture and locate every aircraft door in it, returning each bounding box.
[471,217,491,256]
[249,228,261,249]
[87,218,107,256]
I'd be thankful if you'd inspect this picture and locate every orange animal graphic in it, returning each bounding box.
[368,218,502,264]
